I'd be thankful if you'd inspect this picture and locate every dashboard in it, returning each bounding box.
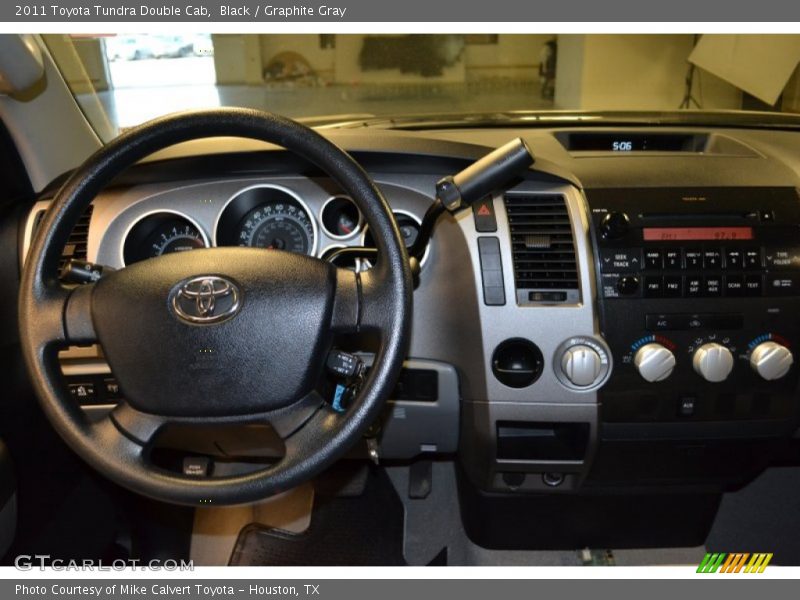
[20,123,800,508]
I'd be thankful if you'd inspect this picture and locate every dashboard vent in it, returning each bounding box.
[33,204,94,276]
[504,194,579,300]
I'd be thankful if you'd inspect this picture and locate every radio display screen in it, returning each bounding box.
[642,227,754,241]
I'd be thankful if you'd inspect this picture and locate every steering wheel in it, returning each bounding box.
[18,108,412,506]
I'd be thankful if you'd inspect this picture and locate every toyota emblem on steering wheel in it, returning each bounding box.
[170,276,241,324]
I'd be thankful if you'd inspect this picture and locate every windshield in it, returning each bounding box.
[44,33,800,140]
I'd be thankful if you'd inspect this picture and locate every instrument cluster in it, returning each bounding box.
[119,183,421,267]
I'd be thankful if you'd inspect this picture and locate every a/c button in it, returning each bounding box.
[645,314,690,331]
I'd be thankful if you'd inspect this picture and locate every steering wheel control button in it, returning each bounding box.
[693,343,734,382]
[326,350,364,379]
[492,339,544,388]
[103,378,122,400]
[554,336,612,391]
[472,197,498,232]
[478,236,506,306]
[68,382,96,403]
[183,457,210,477]
[170,275,241,325]
[634,343,677,382]
[750,341,794,381]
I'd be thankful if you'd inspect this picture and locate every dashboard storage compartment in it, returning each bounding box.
[496,421,589,461]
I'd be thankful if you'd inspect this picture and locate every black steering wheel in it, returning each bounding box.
[18,108,412,506]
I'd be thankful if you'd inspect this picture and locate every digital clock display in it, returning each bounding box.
[642,227,754,241]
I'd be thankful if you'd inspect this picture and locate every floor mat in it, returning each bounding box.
[229,468,406,566]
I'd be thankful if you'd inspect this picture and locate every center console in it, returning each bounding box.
[585,186,800,487]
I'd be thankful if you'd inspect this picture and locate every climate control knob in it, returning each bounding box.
[750,341,794,381]
[634,343,676,382]
[561,345,603,387]
[693,343,734,383]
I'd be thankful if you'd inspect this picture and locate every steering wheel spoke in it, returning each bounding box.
[330,266,397,333]
[63,282,98,345]
[266,390,328,440]
[108,402,168,447]
[279,402,341,461]
[24,280,98,352]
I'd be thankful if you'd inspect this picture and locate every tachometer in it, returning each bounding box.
[152,223,205,256]
[123,213,207,265]
[238,202,314,254]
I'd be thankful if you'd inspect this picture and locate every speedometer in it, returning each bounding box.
[216,187,317,256]
[238,202,315,254]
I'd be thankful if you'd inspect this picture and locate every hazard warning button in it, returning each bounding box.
[472,197,497,232]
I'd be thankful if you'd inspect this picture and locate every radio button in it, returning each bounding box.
[725,275,744,297]
[685,275,703,297]
[703,276,722,296]
[765,248,800,270]
[744,274,763,296]
[664,249,683,269]
[766,274,800,296]
[744,248,763,269]
[663,275,683,297]
[644,276,664,298]
[725,248,744,269]
[703,250,723,269]
[685,249,703,269]
[600,248,642,272]
[644,249,664,270]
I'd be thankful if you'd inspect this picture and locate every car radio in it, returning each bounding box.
[588,187,800,432]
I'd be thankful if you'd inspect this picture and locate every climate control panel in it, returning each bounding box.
[588,187,800,428]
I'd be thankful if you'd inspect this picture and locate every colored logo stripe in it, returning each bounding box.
[697,553,773,573]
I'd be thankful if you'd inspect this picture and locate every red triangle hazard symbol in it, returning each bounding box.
[477,204,491,216]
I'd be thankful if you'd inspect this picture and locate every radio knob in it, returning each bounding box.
[616,275,640,296]
[600,211,630,240]
[693,343,734,383]
[561,345,603,387]
[750,341,794,381]
[634,343,676,382]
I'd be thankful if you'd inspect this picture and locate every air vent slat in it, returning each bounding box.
[503,194,578,294]
[56,204,94,277]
